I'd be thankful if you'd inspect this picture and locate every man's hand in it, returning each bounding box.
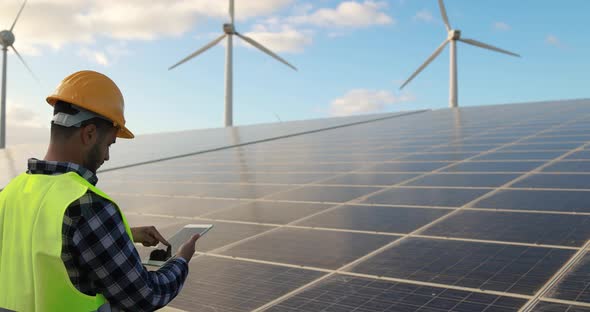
[176,234,200,263]
[131,226,170,247]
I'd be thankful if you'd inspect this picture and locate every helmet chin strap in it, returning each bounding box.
[52,107,111,128]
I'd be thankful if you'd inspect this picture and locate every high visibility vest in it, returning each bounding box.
[0,172,134,312]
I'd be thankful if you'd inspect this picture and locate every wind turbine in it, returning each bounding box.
[169,0,297,127]
[400,0,520,108]
[0,0,37,149]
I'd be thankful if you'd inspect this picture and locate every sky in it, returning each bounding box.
[1,0,589,138]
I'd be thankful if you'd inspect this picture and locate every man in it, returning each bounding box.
[0,70,199,311]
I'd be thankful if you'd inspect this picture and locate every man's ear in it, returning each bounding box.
[80,124,98,146]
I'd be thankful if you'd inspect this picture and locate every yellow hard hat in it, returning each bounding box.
[46,70,134,139]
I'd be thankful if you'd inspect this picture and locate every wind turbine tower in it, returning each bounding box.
[169,0,297,127]
[0,0,37,149]
[400,0,520,108]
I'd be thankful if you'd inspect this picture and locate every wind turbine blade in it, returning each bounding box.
[459,38,520,57]
[169,34,226,70]
[10,45,39,82]
[229,0,235,24]
[235,32,297,71]
[438,0,451,31]
[10,0,28,32]
[400,39,449,89]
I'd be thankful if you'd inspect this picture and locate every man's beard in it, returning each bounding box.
[84,143,102,173]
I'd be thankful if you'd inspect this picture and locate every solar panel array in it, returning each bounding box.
[92,99,590,311]
[0,111,414,187]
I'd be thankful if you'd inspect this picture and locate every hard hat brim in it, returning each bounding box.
[117,126,134,139]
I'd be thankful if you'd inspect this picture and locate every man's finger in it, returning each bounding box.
[190,234,200,243]
[150,228,171,246]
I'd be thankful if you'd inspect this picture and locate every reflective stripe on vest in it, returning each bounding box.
[0,172,134,312]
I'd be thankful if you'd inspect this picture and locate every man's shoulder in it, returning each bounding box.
[65,191,118,220]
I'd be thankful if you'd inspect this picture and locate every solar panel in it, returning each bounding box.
[263,275,528,312]
[8,99,590,311]
[531,301,590,312]
[0,111,412,187]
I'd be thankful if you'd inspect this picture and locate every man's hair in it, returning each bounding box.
[50,101,114,141]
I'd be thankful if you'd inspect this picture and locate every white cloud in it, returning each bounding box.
[6,101,50,129]
[329,89,414,117]
[244,25,313,53]
[0,0,394,59]
[493,22,511,31]
[292,3,315,15]
[79,48,110,66]
[242,1,393,54]
[0,0,293,55]
[288,1,394,28]
[181,0,294,21]
[414,10,433,22]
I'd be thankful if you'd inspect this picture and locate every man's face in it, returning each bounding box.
[84,127,117,173]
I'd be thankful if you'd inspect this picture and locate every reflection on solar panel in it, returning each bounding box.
[264,275,528,312]
[531,301,590,312]
[15,99,590,311]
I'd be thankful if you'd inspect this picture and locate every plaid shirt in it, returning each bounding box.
[27,159,189,311]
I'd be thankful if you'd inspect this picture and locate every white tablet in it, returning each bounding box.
[143,224,213,267]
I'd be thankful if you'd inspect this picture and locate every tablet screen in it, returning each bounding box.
[167,224,213,253]
[143,224,213,266]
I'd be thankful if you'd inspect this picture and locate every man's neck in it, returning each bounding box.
[44,143,83,166]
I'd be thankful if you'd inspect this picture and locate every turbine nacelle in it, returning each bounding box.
[448,29,461,40]
[223,23,235,35]
[0,30,15,47]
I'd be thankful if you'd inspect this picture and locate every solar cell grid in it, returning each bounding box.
[566,151,590,159]
[457,137,521,145]
[428,145,498,153]
[295,205,451,234]
[398,152,479,161]
[403,173,521,188]
[317,173,420,186]
[442,161,545,173]
[170,256,325,311]
[544,252,590,305]
[263,275,528,312]
[523,135,590,143]
[512,174,590,190]
[205,201,334,224]
[266,185,383,203]
[471,151,568,161]
[422,210,590,247]
[543,161,590,172]
[532,301,590,312]
[219,227,397,269]
[498,142,584,151]
[471,189,590,213]
[363,187,491,207]
[347,237,574,295]
[196,184,292,199]
[361,162,453,173]
[544,129,590,136]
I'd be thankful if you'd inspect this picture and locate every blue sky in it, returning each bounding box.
[2,0,589,136]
